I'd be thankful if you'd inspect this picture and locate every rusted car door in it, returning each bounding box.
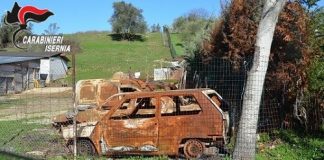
[157,94,205,155]
[103,97,159,152]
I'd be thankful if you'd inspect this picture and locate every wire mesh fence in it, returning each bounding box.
[0,39,322,159]
[0,86,72,158]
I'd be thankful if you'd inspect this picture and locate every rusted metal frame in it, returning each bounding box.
[90,122,103,155]
[201,90,225,117]
[100,94,161,155]
[96,80,118,106]
[89,89,225,157]
[158,116,195,155]
[181,92,223,138]
[103,93,161,125]
[155,95,162,154]
[201,91,227,142]
[157,92,204,155]
[104,89,207,99]
[101,94,161,154]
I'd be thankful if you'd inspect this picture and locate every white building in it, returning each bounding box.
[0,52,69,95]
[40,56,68,82]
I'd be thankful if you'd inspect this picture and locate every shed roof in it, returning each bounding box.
[0,56,43,64]
[0,52,69,64]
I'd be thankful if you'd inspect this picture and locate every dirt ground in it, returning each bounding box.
[0,87,72,122]
[0,87,73,158]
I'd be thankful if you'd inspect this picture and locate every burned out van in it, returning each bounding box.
[52,78,153,139]
[76,89,229,159]
[52,78,177,141]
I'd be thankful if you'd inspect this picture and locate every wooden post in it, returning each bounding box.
[72,51,77,159]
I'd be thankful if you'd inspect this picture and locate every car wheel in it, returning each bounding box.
[183,139,205,159]
[77,139,96,156]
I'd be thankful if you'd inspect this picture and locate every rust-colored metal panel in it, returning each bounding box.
[105,118,158,149]
[76,78,152,106]
[53,87,227,158]
[76,79,105,105]
[53,78,152,126]
[97,81,119,106]
[79,83,96,103]
[88,89,227,157]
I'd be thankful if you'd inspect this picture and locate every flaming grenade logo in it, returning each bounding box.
[4,2,54,49]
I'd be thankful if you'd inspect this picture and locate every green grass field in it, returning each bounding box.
[170,33,185,56]
[64,32,173,81]
[1,32,183,81]
[256,130,324,160]
[0,119,45,152]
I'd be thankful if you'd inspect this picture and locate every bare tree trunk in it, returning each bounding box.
[233,0,286,159]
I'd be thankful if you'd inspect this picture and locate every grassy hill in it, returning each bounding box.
[170,33,186,55]
[1,32,184,81]
[65,32,173,80]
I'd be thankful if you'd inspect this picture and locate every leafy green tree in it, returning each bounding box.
[172,16,186,33]
[172,9,214,43]
[109,1,147,40]
[306,6,323,92]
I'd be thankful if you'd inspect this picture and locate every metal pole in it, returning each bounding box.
[72,51,77,159]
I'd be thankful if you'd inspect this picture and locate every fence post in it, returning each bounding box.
[72,51,77,159]
[163,26,177,59]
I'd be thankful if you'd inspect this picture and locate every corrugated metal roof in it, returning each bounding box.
[0,56,43,64]
[0,52,60,57]
[0,52,69,64]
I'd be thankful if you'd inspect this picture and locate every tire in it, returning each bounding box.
[183,139,205,159]
[76,139,96,156]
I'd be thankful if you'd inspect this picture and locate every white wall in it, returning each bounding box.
[39,57,68,81]
[154,68,171,81]
[49,57,68,81]
[40,59,50,75]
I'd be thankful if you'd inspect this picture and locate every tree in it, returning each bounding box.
[151,24,156,32]
[0,21,16,48]
[156,24,161,32]
[44,23,60,35]
[187,8,210,21]
[185,0,319,154]
[0,15,32,48]
[109,1,147,40]
[233,0,287,159]
[172,9,213,44]
[151,23,161,32]
[172,16,186,33]
[308,6,324,92]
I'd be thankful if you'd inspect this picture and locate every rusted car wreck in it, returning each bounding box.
[52,78,176,140]
[72,89,229,159]
[52,78,153,135]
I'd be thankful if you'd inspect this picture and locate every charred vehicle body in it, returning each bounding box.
[71,89,230,159]
[52,79,153,138]
[52,78,177,140]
